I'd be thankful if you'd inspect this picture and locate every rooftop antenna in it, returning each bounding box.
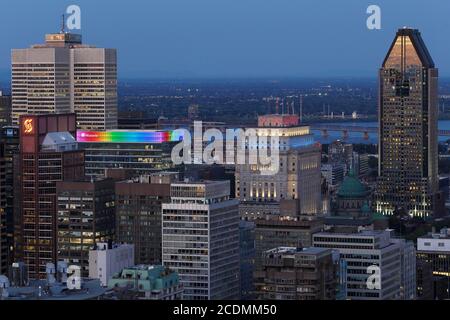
[60,14,66,34]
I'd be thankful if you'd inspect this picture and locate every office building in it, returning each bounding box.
[115,172,178,265]
[0,202,5,275]
[12,31,117,130]
[236,114,322,218]
[17,114,84,279]
[0,93,11,127]
[352,152,369,178]
[328,141,353,174]
[107,265,183,300]
[321,163,345,190]
[162,180,240,300]
[254,247,337,300]
[0,127,19,268]
[253,215,323,272]
[313,230,416,300]
[416,258,433,300]
[239,220,255,300]
[416,227,450,299]
[88,242,135,287]
[375,28,442,218]
[77,130,183,178]
[56,178,116,277]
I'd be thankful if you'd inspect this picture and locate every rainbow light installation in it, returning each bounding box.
[77,130,185,143]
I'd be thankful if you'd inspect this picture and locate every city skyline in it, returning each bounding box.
[2,1,450,307]
[0,0,449,79]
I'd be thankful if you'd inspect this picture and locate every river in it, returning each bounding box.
[311,120,450,144]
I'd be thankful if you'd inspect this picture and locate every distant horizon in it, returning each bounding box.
[1,1,450,78]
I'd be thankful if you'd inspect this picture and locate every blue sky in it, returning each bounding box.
[1,0,449,78]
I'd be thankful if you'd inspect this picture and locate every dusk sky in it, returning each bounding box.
[1,0,449,78]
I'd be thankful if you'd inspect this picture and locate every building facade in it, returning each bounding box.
[0,93,11,127]
[56,178,116,277]
[253,216,324,272]
[115,173,177,265]
[236,114,322,218]
[0,126,19,269]
[12,32,117,130]
[89,242,135,287]
[254,247,337,300]
[375,28,441,218]
[417,228,450,299]
[313,230,416,300]
[162,180,240,300]
[17,114,84,279]
[77,130,182,178]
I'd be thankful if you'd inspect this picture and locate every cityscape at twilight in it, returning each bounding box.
[2,1,450,312]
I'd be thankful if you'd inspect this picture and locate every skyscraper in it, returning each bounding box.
[375,28,442,218]
[162,180,240,300]
[313,230,416,300]
[56,178,116,277]
[12,31,117,130]
[17,114,85,279]
[115,172,178,265]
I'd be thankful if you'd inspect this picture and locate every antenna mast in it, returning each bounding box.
[60,14,65,33]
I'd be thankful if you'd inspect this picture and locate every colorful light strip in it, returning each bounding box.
[77,130,185,143]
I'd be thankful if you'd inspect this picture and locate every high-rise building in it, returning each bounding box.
[253,216,323,271]
[115,173,178,265]
[12,31,117,130]
[76,130,183,178]
[56,178,116,277]
[0,92,11,127]
[254,247,337,300]
[321,163,345,189]
[239,220,255,300]
[17,114,84,279]
[0,126,19,274]
[236,114,322,218]
[416,227,450,299]
[313,230,416,300]
[375,28,442,218]
[162,180,240,300]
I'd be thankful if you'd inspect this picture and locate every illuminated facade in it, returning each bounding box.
[56,178,116,277]
[17,114,85,280]
[375,28,441,218]
[77,130,183,178]
[236,115,322,218]
[416,228,450,299]
[12,32,117,130]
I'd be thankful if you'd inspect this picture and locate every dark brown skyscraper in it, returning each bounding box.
[375,28,441,218]
[18,114,84,279]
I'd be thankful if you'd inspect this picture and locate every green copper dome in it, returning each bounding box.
[337,170,368,198]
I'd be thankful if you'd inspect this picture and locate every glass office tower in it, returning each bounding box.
[375,28,441,218]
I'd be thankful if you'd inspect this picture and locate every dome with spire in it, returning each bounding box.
[337,170,369,199]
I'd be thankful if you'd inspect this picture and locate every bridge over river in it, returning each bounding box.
[310,124,450,140]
